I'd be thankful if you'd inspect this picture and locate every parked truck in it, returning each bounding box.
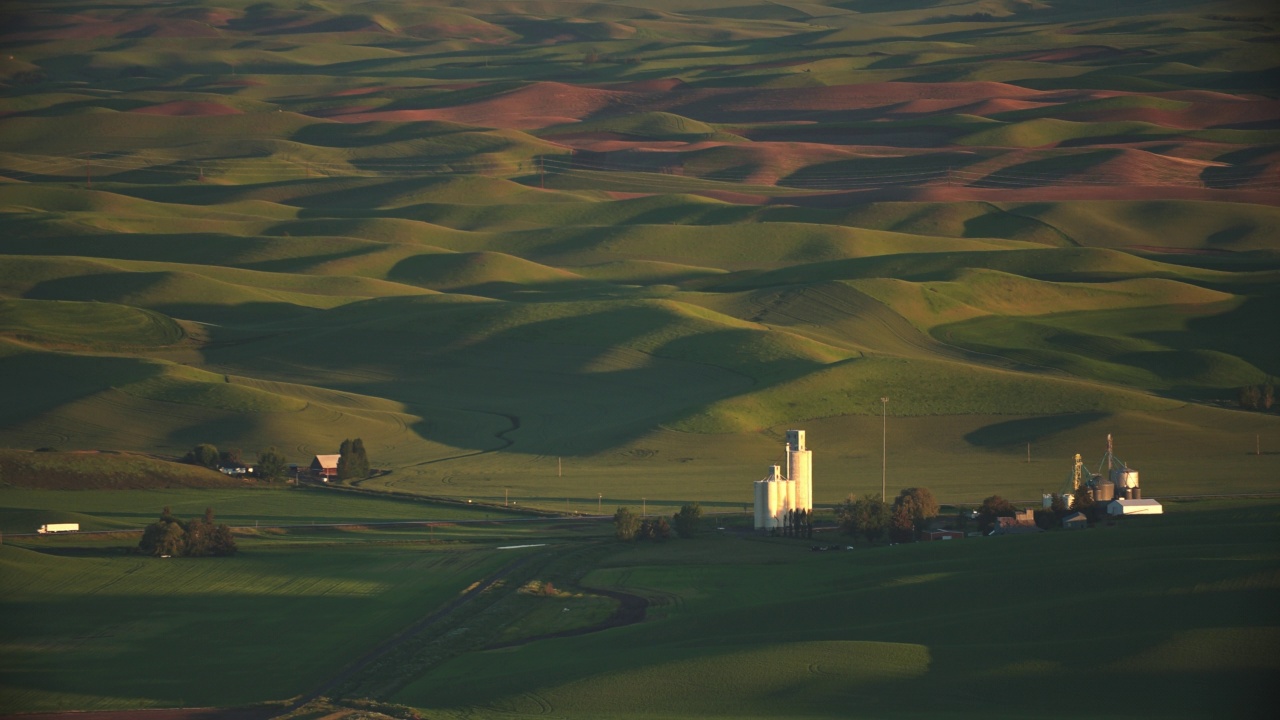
[38,523,79,534]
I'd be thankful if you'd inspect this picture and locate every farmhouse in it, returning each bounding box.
[310,454,340,480]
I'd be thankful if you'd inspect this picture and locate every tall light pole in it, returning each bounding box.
[598,492,602,515]
[880,396,888,501]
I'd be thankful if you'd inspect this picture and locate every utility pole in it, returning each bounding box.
[558,457,562,477]
[1027,442,1031,463]
[504,487,509,507]
[880,396,888,501]
[642,498,646,517]
[598,493,602,515]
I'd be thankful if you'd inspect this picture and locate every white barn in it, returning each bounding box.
[1107,498,1163,516]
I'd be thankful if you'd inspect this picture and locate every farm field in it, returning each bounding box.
[1,498,1276,717]
[1,0,1279,717]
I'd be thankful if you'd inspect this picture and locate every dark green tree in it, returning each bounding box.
[138,508,235,557]
[1239,385,1262,411]
[639,517,671,542]
[672,502,703,539]
[1033,508,1057,530]
[157,521,186,557]
[257,447,288,481]
[835,496,858,537]
[614,507,640,541]
[185,443,219,469]
[976,495,1017,535]
[1072,485,1099,524]
[337,438,370,481]
[352,438,370,477]
[210,523,238,556]
[850,494,887,545]
[1050,494,1070,518]
[1263,381,1275,411]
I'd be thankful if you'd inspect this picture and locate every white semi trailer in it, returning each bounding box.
[38,523,79,534]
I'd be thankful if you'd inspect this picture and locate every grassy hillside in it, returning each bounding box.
[0,0,1276,512]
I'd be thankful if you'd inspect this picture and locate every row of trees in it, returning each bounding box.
[775,508,814,539]
[1237,382,1276,412]
[615,503,703,542]
[181,443,289,481]
[138,507,237,557]
[836,487,939,544]
[337,438,370,481]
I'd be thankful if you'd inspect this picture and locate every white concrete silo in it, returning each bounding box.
[753,479,768,529]
[786,429,813,512]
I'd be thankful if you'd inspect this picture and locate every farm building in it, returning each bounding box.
[310,454,340,480]
[1062,512,1089,530]
[922,529,964,541]
[990,515,1041,536]
[752,430,813,530]
[1107,498,1163,516]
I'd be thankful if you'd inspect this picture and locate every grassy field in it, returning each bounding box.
[0,539,516,712]
[1,0,1278,715]
[399,499,1280,719]
[4,497,1274,718]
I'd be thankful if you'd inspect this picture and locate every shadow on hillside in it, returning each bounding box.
[964,412,1109,449]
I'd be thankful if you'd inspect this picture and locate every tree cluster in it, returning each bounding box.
[889,487,939,543]
[613,506,680,542]
[638,516,672,542]
[614,507,640,541]
[975,495,1018,535]
[181,443,266,475]
[337,438,370,481]
[779,508,813,539]
[256,447,289,481]
[836,494,888,545]
[672,503,702,539]
[138,506,236,557]
[1237,382,1275,412]
[183,443,220,469]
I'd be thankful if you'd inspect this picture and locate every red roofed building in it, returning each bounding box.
[310,454,340,480]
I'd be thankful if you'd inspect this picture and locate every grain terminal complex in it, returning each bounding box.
[753,430,813,530]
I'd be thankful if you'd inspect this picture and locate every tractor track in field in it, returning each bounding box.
[287,549,543,710]
[484,585,649,650]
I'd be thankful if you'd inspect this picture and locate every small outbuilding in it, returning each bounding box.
[923,529,965,541]
[310,454,340,480]
[1061,512,1088,530]
[1107,498,1163,516]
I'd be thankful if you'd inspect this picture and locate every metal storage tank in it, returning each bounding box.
[1110,468,1139,488]
[785,479,797,514]
[1131,487,1141,499]
[1093,479,1114,502]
